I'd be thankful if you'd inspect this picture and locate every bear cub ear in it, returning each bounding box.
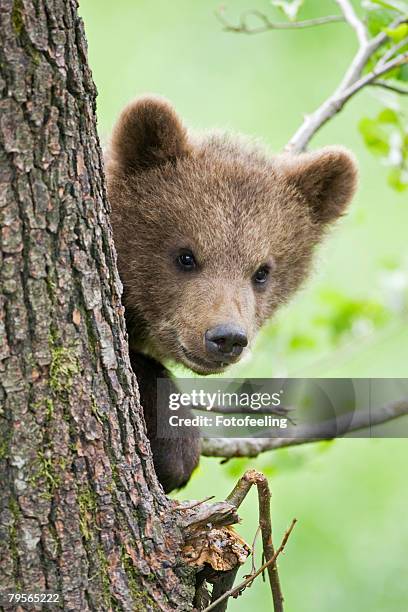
[281,146,358,224]
[109,95,190,172]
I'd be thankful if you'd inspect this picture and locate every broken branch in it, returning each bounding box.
[202,519,297,612]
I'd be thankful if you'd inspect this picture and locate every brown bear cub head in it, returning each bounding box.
[107,96,357,375]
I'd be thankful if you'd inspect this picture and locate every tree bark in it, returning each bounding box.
[0,1,195,609]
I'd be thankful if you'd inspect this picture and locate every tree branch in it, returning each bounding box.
[216,8,344,35]
[201,398,408,458]
[370,79,408,95]
[217,6,407,151]
[346,50,408,94]
[377,36,408,68]
[281,6,407,152]
[286,42,408,152]
[334,0,368,46]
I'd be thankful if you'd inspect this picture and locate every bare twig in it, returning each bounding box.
[226,470,284,611]
[217,5,407,151]
[287,47,408,151]
[334,0,367,45]
[285,11,408,152]
[370,79,408,95]
[250,525,261,574]
[203,519,297,612]
[216,8,344,35]
[202,398,408,458]
[377,36,408,68]
[172,495,215,511]
[345,50,408,95]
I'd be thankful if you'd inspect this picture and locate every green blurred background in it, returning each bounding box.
[80,1,408,609]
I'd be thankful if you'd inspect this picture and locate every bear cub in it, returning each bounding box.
[106,96,357,493]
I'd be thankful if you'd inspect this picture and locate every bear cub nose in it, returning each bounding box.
[205,324,248,362]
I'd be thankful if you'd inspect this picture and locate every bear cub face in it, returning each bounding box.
[107,96,357,375]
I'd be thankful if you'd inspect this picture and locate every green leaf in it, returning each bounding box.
[378,108,399,124]
[288,333,316,351]
[366,8,396,36]
[398,63,408,81]
[359,106,408,196]
[380,256,401,270]
[315,290,389,342]
[358,117,390,156]
[270,0,304,21]
[384,22,408,41]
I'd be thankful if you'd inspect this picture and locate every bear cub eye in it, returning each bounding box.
[176,249,197,271]
[252,264,270,286]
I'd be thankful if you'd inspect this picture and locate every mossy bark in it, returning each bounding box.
[0,1,194,609]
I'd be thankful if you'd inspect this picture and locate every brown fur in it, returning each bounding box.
[106,95,358,492]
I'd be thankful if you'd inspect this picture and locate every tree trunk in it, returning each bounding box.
[0,1,195,609]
